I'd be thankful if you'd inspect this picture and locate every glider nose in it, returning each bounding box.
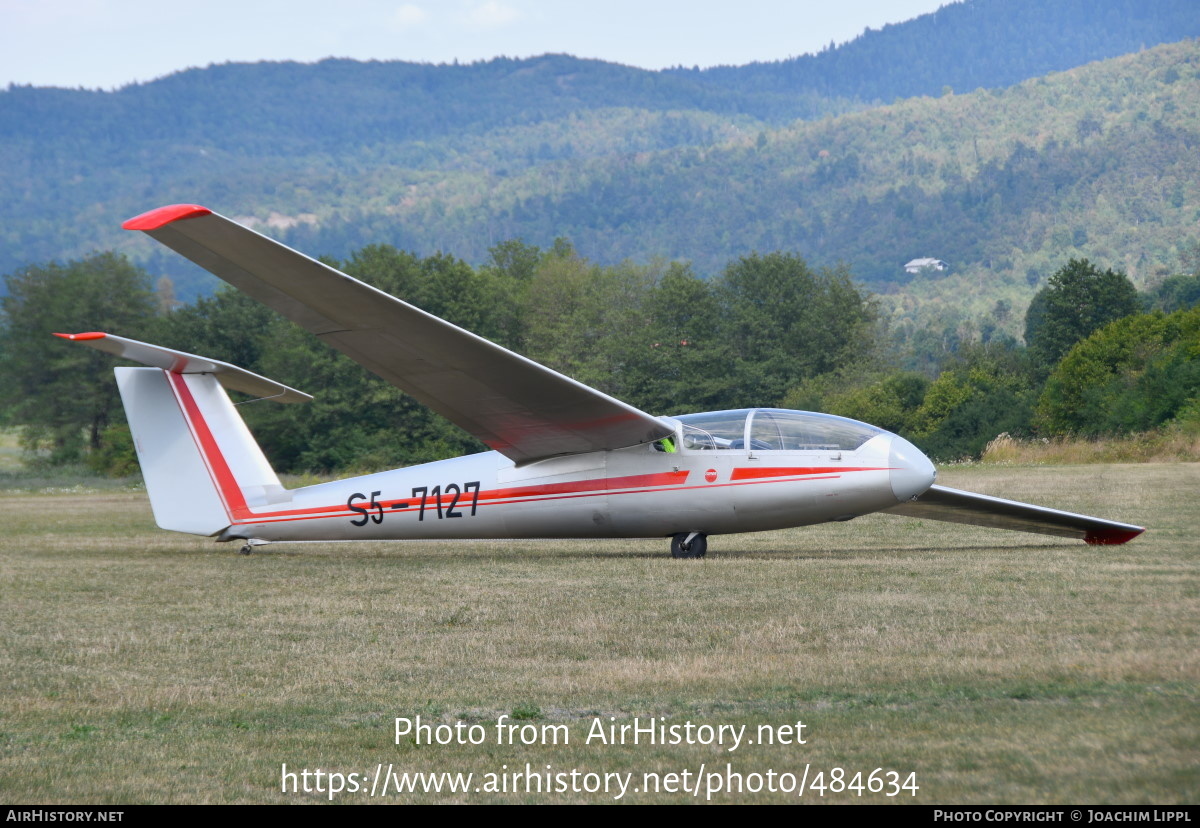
[889,435,936,502]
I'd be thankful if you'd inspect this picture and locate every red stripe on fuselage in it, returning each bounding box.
[229,473,859,528]
[475,470,689,503]
[232,472,695,526]
[231,470,882,528]
[730,466,888,481]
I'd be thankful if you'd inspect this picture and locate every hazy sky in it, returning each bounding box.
[0,0,952,89]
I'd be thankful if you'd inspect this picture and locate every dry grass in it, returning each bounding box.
[0,464,1196,804]
[983,429,1200,465]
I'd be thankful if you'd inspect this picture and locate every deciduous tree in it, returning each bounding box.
[0,253,158,462]
[1024,258,1140,374]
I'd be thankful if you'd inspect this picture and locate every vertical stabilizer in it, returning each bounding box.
[116,367,288,536]
[56,332,305,538]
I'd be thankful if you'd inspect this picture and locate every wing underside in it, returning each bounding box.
[885,484,1144,544]
[123,205,672,463]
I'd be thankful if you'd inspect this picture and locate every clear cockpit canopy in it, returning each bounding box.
[670,408,884,452]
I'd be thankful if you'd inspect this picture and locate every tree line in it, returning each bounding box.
[2,246,1197,475]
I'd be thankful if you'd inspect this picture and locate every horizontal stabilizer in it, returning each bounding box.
[54,332,311,403]
[885,484,1144,544]
[121,204,672,462]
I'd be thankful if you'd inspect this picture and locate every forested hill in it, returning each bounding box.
[5,0,1195,145]
[0,0,1196,296]
[678,0,1200,106]
[276,41,1200,345]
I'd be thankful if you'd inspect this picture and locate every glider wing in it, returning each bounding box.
[886,484,1145,544]
[123,205,672,463]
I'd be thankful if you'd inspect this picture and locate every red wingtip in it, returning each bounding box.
[1085,527,1145,545]
[122,204,212,231]
[53,332,107,341]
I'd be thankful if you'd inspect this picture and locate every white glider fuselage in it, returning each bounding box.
[224,419,929,544]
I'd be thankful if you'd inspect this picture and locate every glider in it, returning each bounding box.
[58,205,1144,557]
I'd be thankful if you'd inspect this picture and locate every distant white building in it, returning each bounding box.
[904,258,949,274]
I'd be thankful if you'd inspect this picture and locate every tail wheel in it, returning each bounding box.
[237,539,267,555]
[670,532,708,559]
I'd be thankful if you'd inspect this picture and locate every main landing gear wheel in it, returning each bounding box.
[670,532,708,559]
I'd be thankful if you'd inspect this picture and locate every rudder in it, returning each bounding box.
[117,367,289,536]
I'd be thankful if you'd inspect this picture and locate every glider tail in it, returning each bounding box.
[56,333,308,537]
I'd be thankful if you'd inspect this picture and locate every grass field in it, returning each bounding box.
[0,429,24,474]
[1,463,1196,804]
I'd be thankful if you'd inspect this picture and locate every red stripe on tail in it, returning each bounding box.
[165,372,250,520]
